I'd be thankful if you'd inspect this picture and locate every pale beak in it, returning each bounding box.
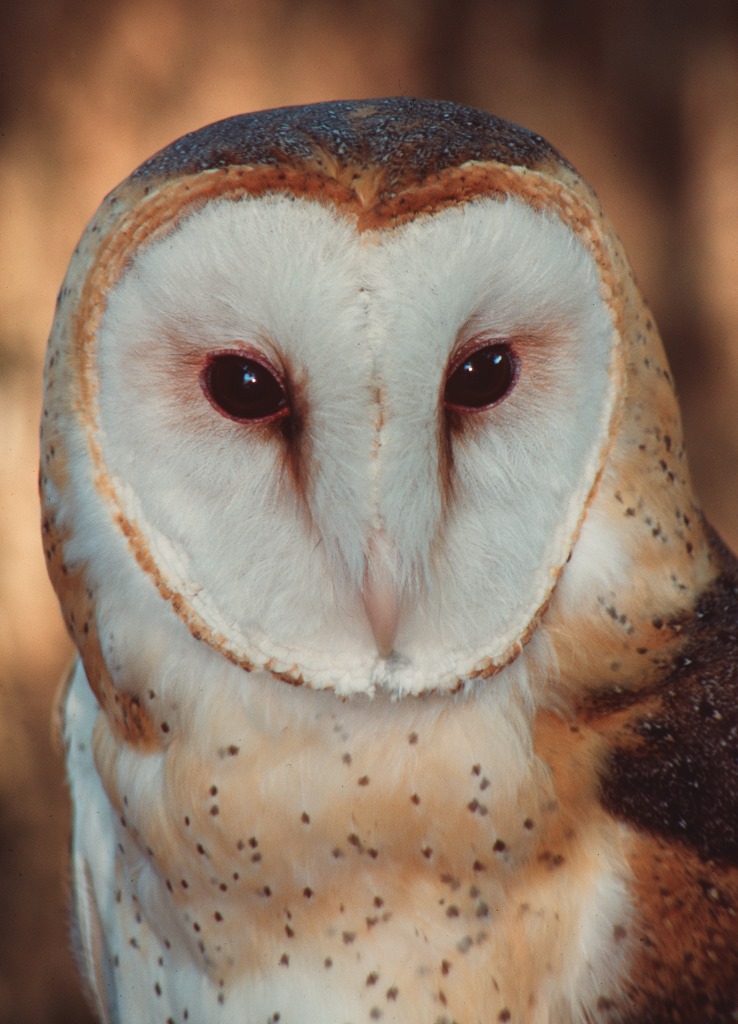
[362,529,400,659]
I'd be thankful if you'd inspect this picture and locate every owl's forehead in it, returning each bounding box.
[69,99,617,392]
[132,98,564,202]
[97,98,596,242]
[80,102,606,313]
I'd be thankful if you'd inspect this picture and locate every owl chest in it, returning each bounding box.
[86,681,632,1023]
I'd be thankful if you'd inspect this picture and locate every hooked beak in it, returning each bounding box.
[362,529,400,659]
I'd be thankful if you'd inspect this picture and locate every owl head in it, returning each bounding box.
[41,98,712,711]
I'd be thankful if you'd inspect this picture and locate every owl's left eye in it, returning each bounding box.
[444,343,518,411]
[202,352,289,423]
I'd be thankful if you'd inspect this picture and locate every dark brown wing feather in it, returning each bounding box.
[596,535,738,1020]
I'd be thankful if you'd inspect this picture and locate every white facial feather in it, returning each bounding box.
[89,193,616,694]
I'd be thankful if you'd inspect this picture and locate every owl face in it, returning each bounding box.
[42,98,707,703]
[68,188,613,695]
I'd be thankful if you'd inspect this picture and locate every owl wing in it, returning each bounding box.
[593,534,738,1020]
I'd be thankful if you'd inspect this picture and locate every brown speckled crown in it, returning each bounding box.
[132,98,566,193]
[119,98,587,235]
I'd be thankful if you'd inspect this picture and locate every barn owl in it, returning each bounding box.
[41,98,738,1023]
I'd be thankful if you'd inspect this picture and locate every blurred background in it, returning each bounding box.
[1,1,737,1020]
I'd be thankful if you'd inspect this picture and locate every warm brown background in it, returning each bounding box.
[1,2,737,1021]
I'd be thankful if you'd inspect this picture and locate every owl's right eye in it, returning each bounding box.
[201,352,289,423]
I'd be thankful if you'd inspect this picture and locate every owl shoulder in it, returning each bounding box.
[590,531,738,1019]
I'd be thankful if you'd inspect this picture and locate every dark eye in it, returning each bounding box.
[202,352,289,423]
[444,343,517,411]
